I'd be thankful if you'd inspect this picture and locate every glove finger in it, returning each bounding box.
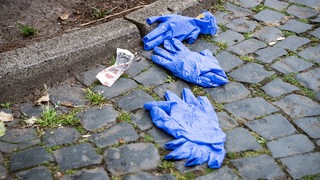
[153,46,174,60]
[197,96,216,114]
[185,146,209,166]
[170,38,188,52]
[146,14,173,24]
[164,138,188,150]
[186,28,201,44]
[144,101,175,114]
[164,90,185,104]
[151,54,172,69]
[199,49,215,59]
[182,88,201,106]
[143,23,169,43]
[163,39,178,54]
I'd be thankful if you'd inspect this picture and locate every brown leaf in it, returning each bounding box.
[35,95,50,105]
[118,138,125,144]
[59,13,70,20]
[0,111,13,122]
[60,101,74,108]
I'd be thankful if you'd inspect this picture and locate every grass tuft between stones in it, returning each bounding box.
[83,88,106,106]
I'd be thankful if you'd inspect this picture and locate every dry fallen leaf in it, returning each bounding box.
[35,94,50,105]
[118,138,126,144]
[25,116,38,126]
[59,13,70,20]
[0,121,5,137]
[60,101,75,108]
[0,111,13,122]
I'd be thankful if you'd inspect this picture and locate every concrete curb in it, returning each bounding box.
[0,0,215,102]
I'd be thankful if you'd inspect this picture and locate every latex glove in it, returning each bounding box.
[144,88,226,145]
[143,11,218,50]
[164,138,225,168]
[152,38,228,87]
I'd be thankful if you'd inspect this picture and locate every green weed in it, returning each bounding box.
[117,111,131,123]
[218,23,228,32]
[91,7,106,19]
[166,75,175,83]
[251,4,266,13]
[144,134,154,143]
[83,88,106,105]
[282,30,295,37]
[243,32,253,40]
[0,102,11,109]
[17,23,37,37]
[214,41,228,50]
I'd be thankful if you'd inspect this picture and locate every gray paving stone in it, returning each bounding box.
[126,57,151,77]
[310,27,320,39]
[213,30,244,47]
[281,152,320,179]
[317,139,320,146]
[0,153,7,179]
[215,11,234,25]
[289,0,320,8]
[232,155,286,179]
[255,47,287,63]
[118,89,154,112]
[225,2,252,17]
[217,112,239,131]
[253,26,284,44]
[153,80,189,99]
[232,0,263,8]
[90,122,139,148]
[206,82,250,103]
[93,78,138,100]
[147,128,174,147]
[186,39,219,55]
[78,106,118,131]
[262,79,299,97]
[245,114,296,140]
[0,128,40,153]
[131,109,153,131]
[229,63,275,84]
[141,50,152,60]
[225,97,279,122]
[62,167,109,180]
[299,45,320,63]
[75,65,105,87]
[174,161,207,174]
[227,39,267,55]
[134,66,168,87]
[105,143,160,176]
[125,172,176,180]
[195,166,239,180]
[16,166,53,180]
[286,5,318,19]
[226,18,258,33]
[264,0,289,10]
[294,117,320,138]
[296,68,320,91]
[275,35,310,51]
[272,56,313,74]
[267,134,314,158]
[20,103,43,118]
[10,146,53,172]
[42,127,81,147]
[253,9,286,23]
[53,143,102,171]
[215,51,243,72]
[49,85,88,106]
[311,15,320,23]
[225,127,263,152]
[278,19,313,34]
[274,94,320,118]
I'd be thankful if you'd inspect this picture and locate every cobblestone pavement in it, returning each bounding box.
[1,0,320,179]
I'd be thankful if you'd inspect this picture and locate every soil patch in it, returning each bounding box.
[0,0,153,53]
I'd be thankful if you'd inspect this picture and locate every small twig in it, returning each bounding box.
[81,5,146,27]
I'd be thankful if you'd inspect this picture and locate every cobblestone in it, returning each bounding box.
[298,45,320,63]
[42,127,81,147]
[229,63,274,84]
[75,65,105,87]
[225,18,258,33]
[278,19,313,34]
[271,56,313,74]
[310,27,320,39]
[267,134,314,158]
[286,5,318,19]
[49,85,88,106]
[16,166,53,180]
[280,152,320,179]
[254,47,287,63]
[264,0,288,10]
[225,127,263,152]
[253,9,286,23]
[288,0,320,8]
[213,30,244,47]
[195,166,239,180]
[117,89,154,112]
[186,39,219,55]
[245,114,296,140]
[147,127,174,147]
[62,167,110,180]
[126,57,151,77]
[275,35,310,51]
[153,80,189,99]
[294,117,320,139]
[215,51,243,72]
[53,143,102,171]
[125,172,176,180]
[131,109,153,131]
[134,66,168,87]
[225,2,252,17]
[253,26,284,44]
[206,82,250,103]
[262,79,299,97]
[217,112,239,131]
[232,0,263,8]
[227,39,266,55]
[105,143,160,176]
[90,122,139,148]
[231,155,286,179]
[295,68,320,91]
[0,153,7,179]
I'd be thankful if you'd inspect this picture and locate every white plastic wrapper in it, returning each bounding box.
[96,48,135,87]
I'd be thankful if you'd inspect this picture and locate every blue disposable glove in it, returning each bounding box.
[144,88,226,144]
[152,38,228,87]
[164,138,225,168]
[143,11,218,50]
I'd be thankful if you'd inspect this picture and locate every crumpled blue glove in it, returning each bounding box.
[164,138,225,168]
[152,38,228,87]
[144,88,226,168]
[143,11,218,50]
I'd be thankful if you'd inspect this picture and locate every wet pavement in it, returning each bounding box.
[1,0,320,179]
